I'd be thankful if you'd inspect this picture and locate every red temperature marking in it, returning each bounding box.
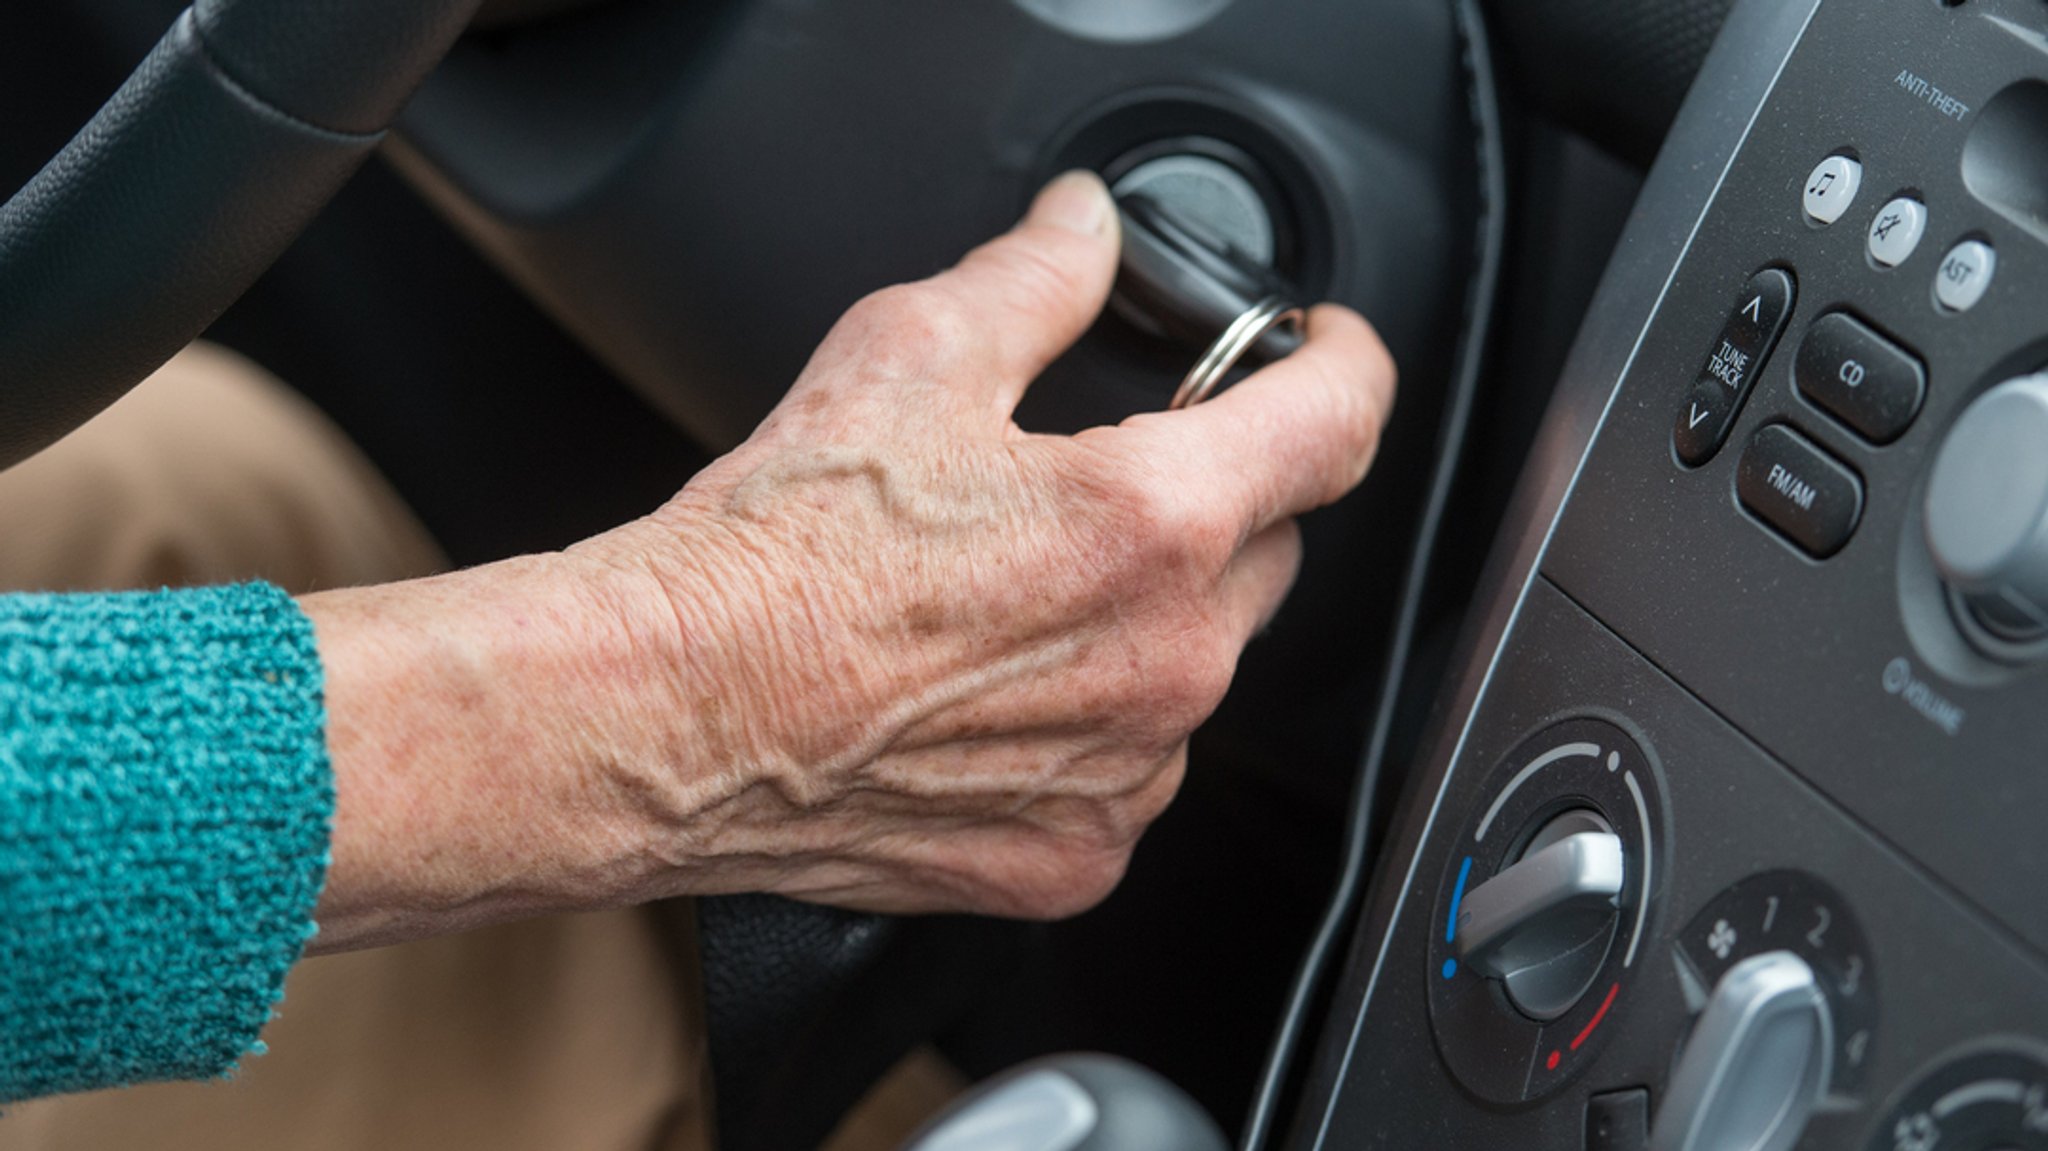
[1545,1050,1560,1071]
[1569,982,1622,1051]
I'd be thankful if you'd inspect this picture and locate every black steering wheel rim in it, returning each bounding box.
[0,0,480,469]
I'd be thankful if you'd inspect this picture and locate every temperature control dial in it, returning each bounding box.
[1869,1044,2048,1151]
[1455,810,1624,1021]
[1427,718,1664,1104]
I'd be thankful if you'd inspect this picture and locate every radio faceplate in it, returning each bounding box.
[1287,1,2048,1148]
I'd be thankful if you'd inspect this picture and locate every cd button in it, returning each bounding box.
[1793,313,1926,444]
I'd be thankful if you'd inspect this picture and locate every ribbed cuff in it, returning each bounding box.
[0,582,331,1102]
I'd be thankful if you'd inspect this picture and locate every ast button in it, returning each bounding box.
[1674,268,1796,466]
[1793,312,1926,444]
[1935,239,1996,313]
[1737,425,1864,558]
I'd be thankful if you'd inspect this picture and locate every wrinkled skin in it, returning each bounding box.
[306,173,1395,950]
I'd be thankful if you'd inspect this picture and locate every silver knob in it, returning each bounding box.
[903,1055,1228,1151]
[1455,811,1624,1021]
[1925,373,2048,645]
[1650,950,1834,1151]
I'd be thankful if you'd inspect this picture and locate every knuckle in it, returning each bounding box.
[1014,848,1129,920]
[1153,629,1238,728]
[1110,459,1233,574]
[834,283,974,383]
[1111,626,1233,747]
[1065,850,1131,913]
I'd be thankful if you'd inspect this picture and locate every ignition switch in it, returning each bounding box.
[1106,150,1304,387]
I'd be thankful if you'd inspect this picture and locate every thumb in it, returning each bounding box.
[927,171,1122,412]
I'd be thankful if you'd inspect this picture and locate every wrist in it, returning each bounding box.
[301,548,728,950]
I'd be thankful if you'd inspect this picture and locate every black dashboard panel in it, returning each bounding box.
[1544,0,2048,960]
[1287,1,2048,1148]
[388,0,1476,452]
[1299,579,2047,1149]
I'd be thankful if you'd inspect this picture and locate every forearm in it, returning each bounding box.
[300,549,725,952]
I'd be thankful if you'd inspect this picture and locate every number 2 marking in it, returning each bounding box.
[1807,905,1832,949]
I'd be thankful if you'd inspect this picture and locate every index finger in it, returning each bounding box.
[1116,304,1396,535]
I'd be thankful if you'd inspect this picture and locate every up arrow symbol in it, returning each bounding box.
[1688,402,1712,430]
[1741,294,1765,323]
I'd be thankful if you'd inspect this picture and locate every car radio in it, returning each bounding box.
[1285,0,2048,1148]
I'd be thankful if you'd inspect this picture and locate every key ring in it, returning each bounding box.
[1169,295,1306,410]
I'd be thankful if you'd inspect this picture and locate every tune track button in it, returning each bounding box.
[1737,425,1865,559]
[1674,268,1797,466]
[1793,312,1927,444]
[1804,155,1864,225]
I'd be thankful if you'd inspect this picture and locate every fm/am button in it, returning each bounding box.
[1736,424,1865,559]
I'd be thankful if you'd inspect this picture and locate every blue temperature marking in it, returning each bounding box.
[1446,855,1473,944]
[1441,958,1458,980]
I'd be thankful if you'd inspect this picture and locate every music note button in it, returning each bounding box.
[1803,155,1863,225]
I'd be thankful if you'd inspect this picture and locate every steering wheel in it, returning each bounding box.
[0,0,483,469]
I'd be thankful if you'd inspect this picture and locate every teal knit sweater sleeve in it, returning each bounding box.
[0,583,332,1103]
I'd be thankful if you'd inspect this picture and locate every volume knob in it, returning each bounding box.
[1925,374,2048,650]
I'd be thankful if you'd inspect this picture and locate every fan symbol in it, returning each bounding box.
[1707,920,1738,960]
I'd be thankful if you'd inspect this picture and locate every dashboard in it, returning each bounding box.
[1285,1,2048,1149]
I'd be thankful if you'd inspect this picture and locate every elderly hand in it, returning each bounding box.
[303,172,1394,950]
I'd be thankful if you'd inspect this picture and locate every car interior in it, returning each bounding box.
[3,0,2043,1148]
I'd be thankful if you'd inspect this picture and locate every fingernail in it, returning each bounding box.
[1030,170,1113,236]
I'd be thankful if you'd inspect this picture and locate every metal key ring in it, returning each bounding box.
[1169,295,1306,410]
